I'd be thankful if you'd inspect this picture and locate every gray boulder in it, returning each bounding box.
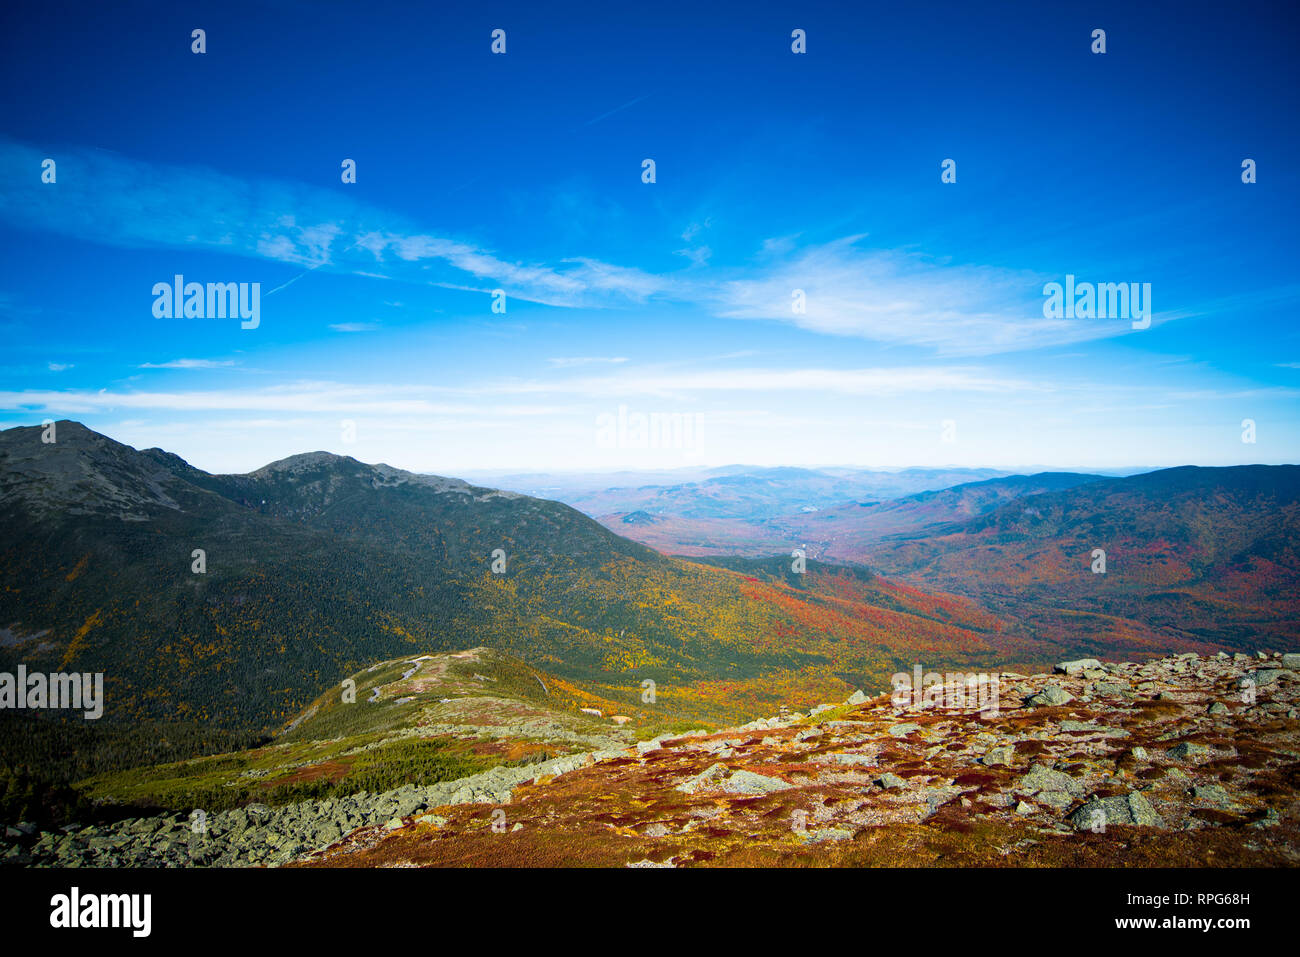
[1055,658,1102,675]
[1092,681,1131,696]
[1190,784,1243,810]
[979,745,1016,767]
[721,770,792,796]
[675,762,732,794]
[1016,763,1084,797]
[1068,791,1166,830]
[1166,741,1210,761]
[1025,685,1074,707]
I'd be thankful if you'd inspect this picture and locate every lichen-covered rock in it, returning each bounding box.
[1055,659,1102,675]
[1068,791,1166,830]
[1025,685,1074,707]
[1016,763,1084,797]
[1166,741,1210,761]
[721,770,792,795]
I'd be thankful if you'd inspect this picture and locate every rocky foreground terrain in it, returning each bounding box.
[5,650,1299,867]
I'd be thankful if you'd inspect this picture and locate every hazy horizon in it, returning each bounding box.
[8,418,1293,484]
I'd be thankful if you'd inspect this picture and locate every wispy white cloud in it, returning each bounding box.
[0,137,1213,356]
[470,365,1048,400]
[706,236,1171,357]
[139,359,237,369]
[0,382,581,416]
[0,366,1047,420]
[674,245,712,266]
[547,356,629,368]
[1166,386,1300,400]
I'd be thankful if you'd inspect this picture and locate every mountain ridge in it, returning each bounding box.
[1,421,1047,780]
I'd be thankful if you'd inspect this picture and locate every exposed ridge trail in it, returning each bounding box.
[9,649,1296,868]
[305,649,1300,868]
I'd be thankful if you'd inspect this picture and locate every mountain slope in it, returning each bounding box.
[773,471,1110,551]
[0,423,1033,775]
[847,465,1300,654]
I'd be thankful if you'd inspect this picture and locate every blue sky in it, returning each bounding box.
[1,0,1298,474]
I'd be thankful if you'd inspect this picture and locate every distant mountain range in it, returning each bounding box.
[590,470,1111,557]
[583,464,1300,656]
[482,465,1025,519]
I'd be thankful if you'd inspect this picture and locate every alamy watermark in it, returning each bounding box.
[50,886,150,937]
[1042,274,1151,330]
[891,665,999,716]
[596,405,703,449]
[152,275,260,329]
[0,666,104,719]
